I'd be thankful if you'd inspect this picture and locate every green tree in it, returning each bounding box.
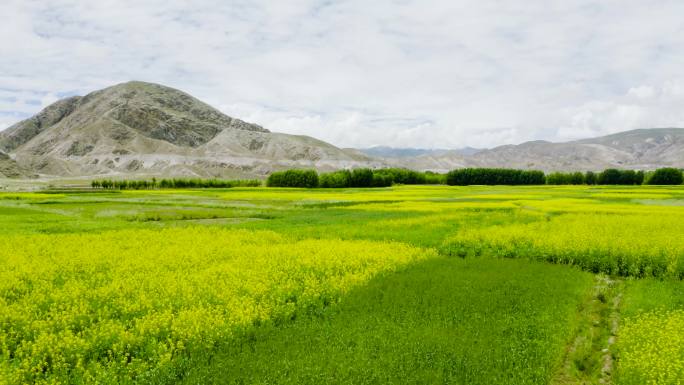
[647,168,684,185]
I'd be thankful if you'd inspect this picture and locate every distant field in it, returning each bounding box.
[1,185,683,384]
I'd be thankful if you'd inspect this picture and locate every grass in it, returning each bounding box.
[0,184,683,384]
[178,258,592,385]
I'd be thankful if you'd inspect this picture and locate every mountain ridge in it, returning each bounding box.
[0,81,376,178]
[1,81,683,179]
[368,128,684,172]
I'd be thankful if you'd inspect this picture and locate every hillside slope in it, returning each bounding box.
[2,81,683,177]
[0,151,26,178]
[388,128,684,172]
[0,81,375,178]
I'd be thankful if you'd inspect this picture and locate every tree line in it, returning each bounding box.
[267,168,444,188]
[90,167,684,190]
[91,178,262,190]
[447,167,683,186]
[445,168,545,186]
[544,168,683,185]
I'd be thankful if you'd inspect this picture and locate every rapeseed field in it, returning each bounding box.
[0,185,682,384]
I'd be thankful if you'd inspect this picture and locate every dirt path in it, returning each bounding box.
[552,275,623,385]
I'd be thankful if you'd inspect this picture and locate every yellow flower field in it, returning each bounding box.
[0,227,432,384]
[617,309,684,385]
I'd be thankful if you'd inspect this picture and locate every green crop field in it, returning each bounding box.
[1,185,683,384]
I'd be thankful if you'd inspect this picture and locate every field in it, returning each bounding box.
[1,184,683,384]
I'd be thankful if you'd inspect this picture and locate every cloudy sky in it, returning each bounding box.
[1,0,684,149]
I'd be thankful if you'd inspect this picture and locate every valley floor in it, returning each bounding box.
[0,185,683,384]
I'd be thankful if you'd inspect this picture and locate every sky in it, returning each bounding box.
[1,0,684,149]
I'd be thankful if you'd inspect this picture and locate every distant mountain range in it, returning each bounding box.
[1,81,683,179]
[386,128,684,172]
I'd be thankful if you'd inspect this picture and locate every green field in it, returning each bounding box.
[1,185,683,384]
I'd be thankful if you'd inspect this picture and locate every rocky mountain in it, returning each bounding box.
[0,151,26,178]
[1,81,683,179]
[386,128,684,172]
[359,147,447,158]
[0,81,375,178]
[357,146,481,158]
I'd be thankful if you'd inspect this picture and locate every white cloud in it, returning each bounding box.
[557,80,684,140]
[627,86,655,99]
[1,0,684,148]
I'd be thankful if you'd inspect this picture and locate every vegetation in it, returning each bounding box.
[102,167,680,192]
[443,211,684,278]
[616,279,684,385]
[92,178,261,190]
[617,309,684,384]
[446,168,546,185]
[180,258,592,385]
[318,168,440,188]
[546,171,585,185]
[374,168,427,184]
[266,169,319,188]
[597,169,644,185]
[318,170,352,188]
[1,185,683,384]
[584,171,597,185]
[646,167,684,185]
[348,168,374,187]
[0,227,430,384]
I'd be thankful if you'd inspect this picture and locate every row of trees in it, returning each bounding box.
[266,168,445,188]
[91,167,684,190]
[317,169,391,188]
[648,168,684,185]
[446,168,546,186]
[92,178,262,190]
[374,168,446,185]
[446,167,684,186]
[266,169,320,188]
[266,168,392,188]
[546,168,684,185]
[546,169,644,185]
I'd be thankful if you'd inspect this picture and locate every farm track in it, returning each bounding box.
[553,275,623,385]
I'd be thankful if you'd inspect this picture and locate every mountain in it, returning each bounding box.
[474,128,684,171]
[0,151,26,178]
[357,146,481,158]
[391,128,684,172]
[0,81,374,178]
[1,81,683,179]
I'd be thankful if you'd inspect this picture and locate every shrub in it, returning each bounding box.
[267,169,319,188]
[647,168,684,185]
